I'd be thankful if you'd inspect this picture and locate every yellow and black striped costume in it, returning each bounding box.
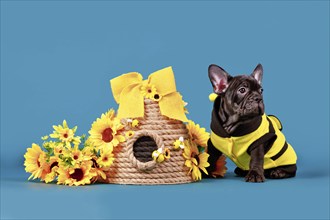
[210,113,297,171]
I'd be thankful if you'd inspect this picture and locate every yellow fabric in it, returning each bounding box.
[268,115,282,130]
[209,93,218,102]
[110,66,188,122]
[210,114,297,170]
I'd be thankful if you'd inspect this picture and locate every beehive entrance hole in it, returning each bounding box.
[133,136,158,162]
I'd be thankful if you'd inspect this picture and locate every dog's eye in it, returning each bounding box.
[238,87,246,94]
[260,88,264,93]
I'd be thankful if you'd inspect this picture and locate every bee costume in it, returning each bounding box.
[208,96,297,172]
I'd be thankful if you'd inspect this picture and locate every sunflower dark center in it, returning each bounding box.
[148,89,152,93]
[73,155,78,160]
[50,162,58,170]
[103,156,108,162]
[102,128,113,143]
[70,168,84,181]
[91,158,99,168]
[63,133,68,138]
[192,153,200,164]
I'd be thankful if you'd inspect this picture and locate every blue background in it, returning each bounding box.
[1,1,329,219]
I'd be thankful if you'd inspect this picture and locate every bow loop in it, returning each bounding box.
[111,72,143,104]
[148,67,177,96]
[110,67,188,122]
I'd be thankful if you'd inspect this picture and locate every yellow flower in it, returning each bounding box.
[41,135,49,140]
[186,120,210,147]
[90,156,108,181]
[183,140,210,181]
[140,83,157,99]
[81,145,95,157]
[54,143,66,156]
[24,144,47,180]
[151,93,162,102]
[43,140,56,149]
[125,130,135,138]
[42,156,59,183]
[57,161,96,186]
[50,120,80,146]
[44,168,58,183]
[97,146,115,168]
[88,113,125,150]
[164,148,171,159]
[65,146,91,166]
[104,109,116,120]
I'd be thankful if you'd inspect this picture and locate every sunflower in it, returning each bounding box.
[54,143,66,156]
[50,120,80,146]
[97,146,115,168]
[103,109,116,120]
[88,113,125,150]
[42,156,59,183]
[81,142,95,157]
[57,161,96,186]
[24,144,47,180]
[140,83,157,99]
[90,156,108,181]
[186,120,210,147]
[125,130,135,139]
[63,146,91,166]
[183,140,210,181]
[41,135,49,141]
[151,93,162,102]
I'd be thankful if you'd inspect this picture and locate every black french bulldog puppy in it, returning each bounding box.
[206,64,297,182]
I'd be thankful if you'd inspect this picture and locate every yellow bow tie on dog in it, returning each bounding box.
[110,66,188,122]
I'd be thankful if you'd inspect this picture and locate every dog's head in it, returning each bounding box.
[208,64,265,134]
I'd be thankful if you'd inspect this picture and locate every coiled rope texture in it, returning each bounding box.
[102,99,193,185]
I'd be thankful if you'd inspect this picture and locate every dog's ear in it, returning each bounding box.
[251,64,263,85]
[208,64,231,94]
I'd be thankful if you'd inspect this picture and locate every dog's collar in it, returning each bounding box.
[211,96,262,137]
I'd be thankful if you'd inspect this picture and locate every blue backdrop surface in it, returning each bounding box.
[1,1,329,219]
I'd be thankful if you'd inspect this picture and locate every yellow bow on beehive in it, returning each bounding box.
[110,66,188,122]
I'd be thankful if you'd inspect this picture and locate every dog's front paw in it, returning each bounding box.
[245,169,265,183]
[269,169,287,179]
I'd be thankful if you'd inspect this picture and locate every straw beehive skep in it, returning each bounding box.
[102,98,193,185]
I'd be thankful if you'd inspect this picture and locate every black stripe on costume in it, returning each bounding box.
[267,117,275,133]
[271,142,288,161]
[268,115,283,131]
[247,118,277,155]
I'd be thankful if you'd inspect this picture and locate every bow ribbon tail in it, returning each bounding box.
[159,92,188,122]
[117,84,145,119]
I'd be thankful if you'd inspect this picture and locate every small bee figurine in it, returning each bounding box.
[152,148,171,163]
[173,136,185,150]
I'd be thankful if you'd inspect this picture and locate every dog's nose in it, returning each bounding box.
[253,96,262,102]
